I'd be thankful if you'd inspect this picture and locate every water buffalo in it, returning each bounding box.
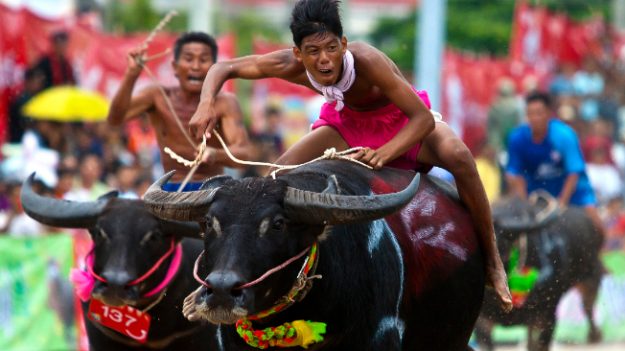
[21,174,213,350]
[143,160,486,350]
[476,192,603,351]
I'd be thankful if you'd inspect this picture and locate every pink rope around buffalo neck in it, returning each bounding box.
[84,239,181,298]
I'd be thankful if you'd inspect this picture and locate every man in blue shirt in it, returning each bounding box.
[506,91,602,230]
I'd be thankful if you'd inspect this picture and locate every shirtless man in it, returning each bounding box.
[188,0,512,310]
[108,32,250,190]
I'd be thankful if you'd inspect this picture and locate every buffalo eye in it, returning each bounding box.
[140,230,163,246]
[272,216,285,231]
[89,227,109,242]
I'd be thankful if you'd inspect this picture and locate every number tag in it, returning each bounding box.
[88,299,151,343]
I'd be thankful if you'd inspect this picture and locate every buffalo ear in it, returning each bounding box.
[160,220,203,240]
[97,191,120,201]
[322,175,341,195]
[200,175,232,190]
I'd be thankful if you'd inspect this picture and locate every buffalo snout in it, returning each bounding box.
[92,271,140,306]
[204,270,245,303]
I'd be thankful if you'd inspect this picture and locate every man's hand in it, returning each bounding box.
[189,100,219,140]
[201,146,217,165]
[349,147,385,170]
[126,46,147,77]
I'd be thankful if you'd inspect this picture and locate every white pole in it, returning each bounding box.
[415,0,446,111]
[615,0,625,31]
[189,0,214,34]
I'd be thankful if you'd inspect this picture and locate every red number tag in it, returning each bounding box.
[88,299,151,343]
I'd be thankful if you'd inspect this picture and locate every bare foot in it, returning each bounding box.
[182,287,203,321]
[487,264,513,313]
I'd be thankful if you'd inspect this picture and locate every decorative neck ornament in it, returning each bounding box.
[70,239,182,302]
[233,243,325,349]
[306,50,355,111]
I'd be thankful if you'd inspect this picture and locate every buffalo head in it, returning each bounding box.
[143,170,420,324]
[492,190,560,253]
[21,173,201,307]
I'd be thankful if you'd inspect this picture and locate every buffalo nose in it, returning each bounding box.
[101,271,132,288]
[206,271,244,297]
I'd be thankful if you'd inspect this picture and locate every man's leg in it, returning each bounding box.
[274,126,350,166]
[417,122,513,312]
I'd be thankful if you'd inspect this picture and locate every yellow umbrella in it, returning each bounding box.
[22,85,110,122]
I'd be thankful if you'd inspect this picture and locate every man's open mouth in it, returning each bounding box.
[188,76,204,85]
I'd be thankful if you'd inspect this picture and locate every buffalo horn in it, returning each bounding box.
[284,173,421,224]
[143,171,219,222]
[20,173,108,228]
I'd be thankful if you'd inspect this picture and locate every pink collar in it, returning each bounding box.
[70,239,183,301]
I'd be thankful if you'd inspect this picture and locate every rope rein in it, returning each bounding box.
[165,131,372,179]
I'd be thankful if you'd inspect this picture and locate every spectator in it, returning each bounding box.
[474,142,502,203]
[487,78,523,152]
[585,136,623,205]
[601,196,625,251]
[33,30,76,89]
[573,56,604,121]
[64,154,109,201]
[0,182,46,236]
[549,62,577,98]
[114,165,139,199]
[256,105,285,156]
[54,168,76,199]
[7,68,46,143]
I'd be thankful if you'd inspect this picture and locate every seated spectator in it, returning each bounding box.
[255,105,285,156]
[602,196,625,251]
[64,154,109,201]
[54,168,76,199]
[573,56,604,121]
[549,62,577,98]
[585,136,623,205]
[114,165,140,199]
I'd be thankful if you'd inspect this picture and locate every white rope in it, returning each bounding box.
[165,131,373,179]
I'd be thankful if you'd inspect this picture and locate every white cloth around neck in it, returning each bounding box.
[306,50,355,111]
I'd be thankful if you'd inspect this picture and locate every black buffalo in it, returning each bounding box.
[476,192,603,351]
[143,160,486,350]
[21,174,212,350]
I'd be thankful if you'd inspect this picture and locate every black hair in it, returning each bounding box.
[290,0,343,47]
[24,67,43,81]
[265,105,282,117]
[173,32,218,62]
[525,91,552,109]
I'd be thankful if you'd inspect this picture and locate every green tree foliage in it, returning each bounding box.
[105,0,188,34]
[368,0,611,71]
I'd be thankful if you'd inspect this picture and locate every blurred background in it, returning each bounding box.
[1,0,625,350]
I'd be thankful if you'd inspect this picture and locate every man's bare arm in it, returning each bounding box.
[558,173,579,207]
[356,45,434,168]
[204,93,252,168]
[506,174,528,199]
[107,47,155,126]
[190,50,302,140]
